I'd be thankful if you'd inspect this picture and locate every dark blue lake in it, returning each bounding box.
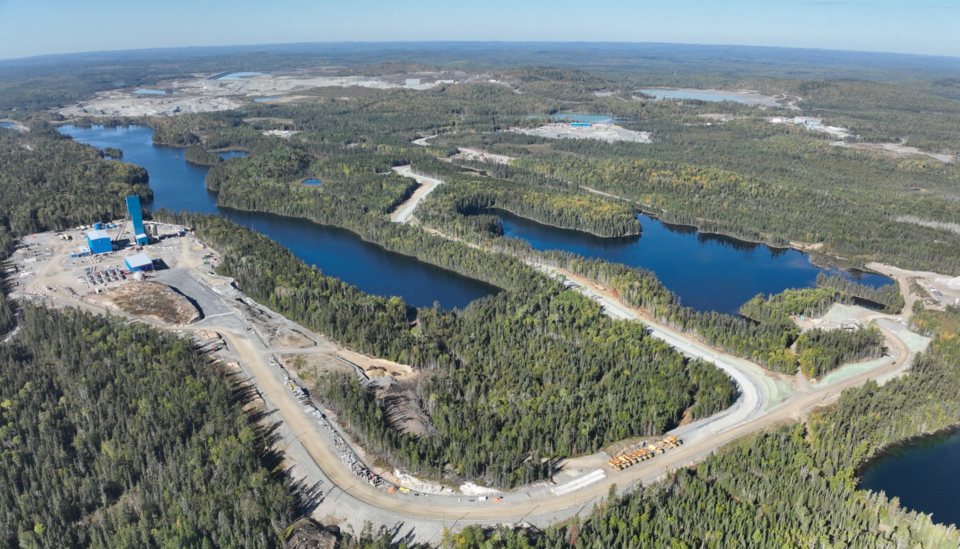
[58,125,497,310]
[302,178,323,186]
[859,428,960,528]
[495,209,891,315]
[0,122,15,129]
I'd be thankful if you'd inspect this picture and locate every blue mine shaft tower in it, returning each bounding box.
[126,196,149,246]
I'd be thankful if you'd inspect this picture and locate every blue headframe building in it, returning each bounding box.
[126,196,149,246]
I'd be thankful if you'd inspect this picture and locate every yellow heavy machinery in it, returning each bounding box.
[610,439,680,471]
[608,456,629,471]
[659,436,683,450]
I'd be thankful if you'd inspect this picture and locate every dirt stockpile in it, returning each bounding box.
[87,281,200,325]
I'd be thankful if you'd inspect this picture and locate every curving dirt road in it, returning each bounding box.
[209,313,917,523]
[389,166,443,223]
[36,282,918,525]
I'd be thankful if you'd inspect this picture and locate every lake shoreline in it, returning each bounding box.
[58,124,499,310]
[855,423,960,480]
[215,204,503,301]
[488,206,642,239]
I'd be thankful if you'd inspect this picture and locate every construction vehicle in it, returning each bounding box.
[655,436,683,450]
[609,437,686,471]
[608,457,628,471]
[609,446,659,471]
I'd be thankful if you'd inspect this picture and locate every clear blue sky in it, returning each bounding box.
[0,0,957,60]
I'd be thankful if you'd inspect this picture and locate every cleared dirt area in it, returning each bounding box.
[243,117,294,125]
[868,262,960,311]
[452,147,514,164]
[337,348,414,380]
[831,140,954,163]
[87,280,199,325]
[696,113,749,122]
[279,353,352,387]
[515,123,651,144]
[57,70,481,118]
[771,116,850,139]
[273,329,316,349]
[59,93,241,117]
[377,382,434,436]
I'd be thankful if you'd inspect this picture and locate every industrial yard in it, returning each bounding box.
[515,122,651,143]
[9,225,205,312]
[770,116,853,139]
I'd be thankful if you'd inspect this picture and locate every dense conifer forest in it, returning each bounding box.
[442,306,960,548]
[184,144,226,166]
[0,306,295,548]
[0,126,150,235]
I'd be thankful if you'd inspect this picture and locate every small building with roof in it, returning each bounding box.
[124,253,154,273]
[86,229,112,254]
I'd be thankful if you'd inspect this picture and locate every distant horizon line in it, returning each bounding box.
[3,40,959,64]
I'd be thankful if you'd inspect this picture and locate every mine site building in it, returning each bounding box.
[126,196,150,246]
[124,253,154,273]
[86,229,112,254]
